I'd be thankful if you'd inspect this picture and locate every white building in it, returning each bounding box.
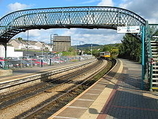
[0,45,23,58]
[9,38,52,52]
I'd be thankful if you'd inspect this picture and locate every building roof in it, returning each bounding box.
[53,36,71,42]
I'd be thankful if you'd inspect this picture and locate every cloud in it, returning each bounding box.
[15,27,123,45]
[119,0,158,23]
[61,29,122,45]
[15,28,122,45]
[12,1,123,45]
[15,29,51,42]
[97,0,114,6]
[7,2,32,12]
[81,0,100,4]
[28,30,41,37]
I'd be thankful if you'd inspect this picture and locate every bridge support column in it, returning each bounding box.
[141,26,145,90]
[4,42,8,70]
[0,43,12,76]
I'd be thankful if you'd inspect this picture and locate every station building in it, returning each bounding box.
[53,36,71,52]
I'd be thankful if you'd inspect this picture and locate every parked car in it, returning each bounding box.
[32,59,48,66]
[0,60,13,68]
[0,59,5,68]
[26,60,38,66]
[8,60,20,68]
[19,60,32,67]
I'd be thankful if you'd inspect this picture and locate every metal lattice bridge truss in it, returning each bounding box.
[0,6,146,43]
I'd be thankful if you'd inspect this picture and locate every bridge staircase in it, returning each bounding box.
[146,35,158,91]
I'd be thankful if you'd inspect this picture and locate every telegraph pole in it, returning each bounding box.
[91,44,92,56]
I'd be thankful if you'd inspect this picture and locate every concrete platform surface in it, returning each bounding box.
[97,59,158,119]
[49,59,158,119]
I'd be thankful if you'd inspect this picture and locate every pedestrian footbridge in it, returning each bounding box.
[0,6,158,90]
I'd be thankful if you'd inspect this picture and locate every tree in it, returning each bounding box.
[17,37,23,41]
[68,47,75,52]
[118,34,141,62]
[102,45,111,52]
[61,47,77,56]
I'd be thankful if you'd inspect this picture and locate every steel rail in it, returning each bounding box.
[17,60,106,119]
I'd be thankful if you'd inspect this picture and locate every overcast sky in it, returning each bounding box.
[0,0,158,45]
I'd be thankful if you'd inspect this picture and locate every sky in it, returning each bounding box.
[0,0,158,45]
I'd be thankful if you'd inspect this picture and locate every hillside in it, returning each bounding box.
[72,44,101,48]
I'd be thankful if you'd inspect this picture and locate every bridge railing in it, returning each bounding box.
[0,6,146,42]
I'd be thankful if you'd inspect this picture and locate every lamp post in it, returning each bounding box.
[42,43,44,56]
[50,34,54,52]
[49,34,57,65]
[72,40,84,56]
[79,41,84,55]
[50,34,58,52]
[26,30,29,57]
[91,44,92,56]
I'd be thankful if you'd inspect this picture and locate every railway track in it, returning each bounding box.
[0,59,113,119]
[0,60,97,109]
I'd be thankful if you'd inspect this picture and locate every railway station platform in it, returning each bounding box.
[49,59,158,119]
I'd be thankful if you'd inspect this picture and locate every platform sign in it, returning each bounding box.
[117,26,140,33]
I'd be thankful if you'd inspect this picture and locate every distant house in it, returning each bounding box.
[26,40,41,50]
[9,38,26,50]
[8,38,51,51]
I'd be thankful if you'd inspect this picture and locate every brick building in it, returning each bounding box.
[53,36,71,52]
